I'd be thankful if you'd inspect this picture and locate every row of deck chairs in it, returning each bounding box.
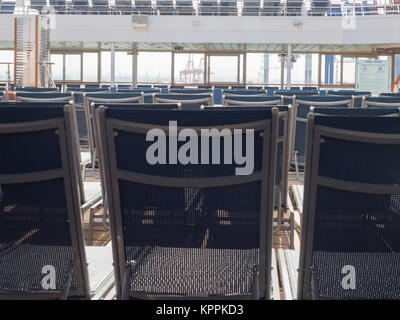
[1,86,400,299]
[1,0,379,16]
[0,98,286,299]
[10,89,292,238]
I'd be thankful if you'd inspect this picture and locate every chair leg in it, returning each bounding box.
[293,151,304,183]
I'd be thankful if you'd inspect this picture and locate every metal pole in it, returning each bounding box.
[111,42,115,88]
[286,44,292,90]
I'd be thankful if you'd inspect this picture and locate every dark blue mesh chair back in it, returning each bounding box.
[313,107,399,116]
[224,96,281,106]
[155,94,212,109]
[299,114,400,300]
[16,92,72,102]
[16,87,58,93]
[364,97,400,108]
[293,97,352,163]
[71,89,109,143]
[274,90,319,97]
[98,107,278,299]
[380,93,400,97]
[86,92,142,101]
[223,89,266,96]
[0,105,88,299]
[169,89,212,94]
[327,91,371,108]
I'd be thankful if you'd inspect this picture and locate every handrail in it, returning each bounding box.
[3,1,399,16]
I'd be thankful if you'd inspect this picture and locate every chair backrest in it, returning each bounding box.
[71,89,109,144]
[363,96,400,108]
[96,107,279,299]
[291,96,352,165]
[83,93,145,159]
[312,107,400,117]
[16,92,72,103]
[0,103,90,299]
[16,87,58,93]
[327,91,371,108]
[223,95,281,106]
[379,92,400,97]
[222,90,267,97]
[169,89,212,95]
[298,113,400,300]
[154,93,214,109]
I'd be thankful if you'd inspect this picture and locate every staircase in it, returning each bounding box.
[14,15,51,88]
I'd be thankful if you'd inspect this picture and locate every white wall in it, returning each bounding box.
[0,14,400,45]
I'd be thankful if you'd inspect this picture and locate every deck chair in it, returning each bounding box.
[175,0,195,15]
[380,92,400,97]
[72,0,90,13]
[70,88,109,145]
[242,0,261,15]
[222,89,267,97]
[49,0,68,13]
[363,96,400,108]
[16,87,59,93]
[327,90,371,108]
[83,92,145,177]
[312,0,330,15]
[0,104,113,299]
[156,0,174,14]
[261,0,281,15]
[12,94,90,176]
[120,88,161,103]
[0,0,15,13]
[154,93,214,109]
[117,84,132,89]
[90,0,111,14]
[15,92,72,103]
[114,0,133,14]
[286,0,303,15]
[198,0,218,15]
[291,107,400,216]
[66,84,82,90]
[290,96,352,177]
[96,107,280,300]
[169,89,213,95]
[134,0,154,14]
[247,86,265,90]
[220,0,237,15]
[29,0,47,11]
[223,95,281,106]
[283,111,400,300]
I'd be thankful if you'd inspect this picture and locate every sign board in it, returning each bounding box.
[355,59,391,95]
